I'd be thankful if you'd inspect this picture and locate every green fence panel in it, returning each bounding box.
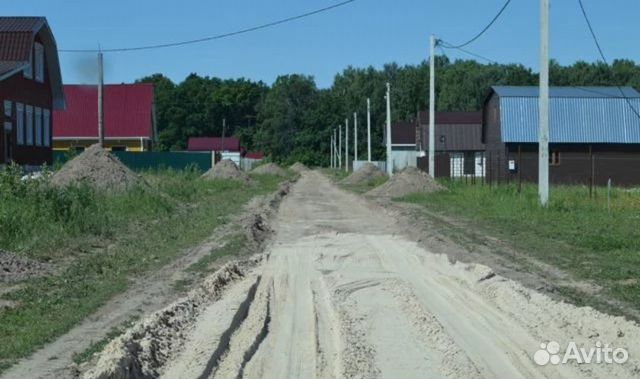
[53,151,212,172]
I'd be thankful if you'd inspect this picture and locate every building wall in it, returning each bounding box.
[390,149,417,171]
[503,143,640,187]
[0,34,54,165]
[53,138,150,152]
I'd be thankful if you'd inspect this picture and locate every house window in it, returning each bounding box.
[43,109,50,147]
[34,43,45,83]
[3,100,11,118]
[463,152,475,175]
[16,103,24,145]
[26,105,34,145]
[549,151,561,166]
[35,107,42,146]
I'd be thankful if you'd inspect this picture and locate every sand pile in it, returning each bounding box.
[50,144,143,192]
[289,162,308,173]
[251,163,287,177]
[202,159,250,182]
[366,166,445,198]
[341,162,387,185]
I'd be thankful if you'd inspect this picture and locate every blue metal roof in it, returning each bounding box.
[493,86,640,143]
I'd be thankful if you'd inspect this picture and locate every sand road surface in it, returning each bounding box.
[94,171,640,379]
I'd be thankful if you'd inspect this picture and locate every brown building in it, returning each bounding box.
[416,111,485,178]
[0,17,64,166]
[483,86,640,186]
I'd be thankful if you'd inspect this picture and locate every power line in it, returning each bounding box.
[439,0,512,49]
[438,41,497,64]
[59,0,357,53]
[577,0,640,120]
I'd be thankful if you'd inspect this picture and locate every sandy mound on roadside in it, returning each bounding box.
[341,162,387,185]
[202,159,250,182]
[289,162,308,173]
[366,166,445,198]
[50,144,144,192]
[251,163,287,177]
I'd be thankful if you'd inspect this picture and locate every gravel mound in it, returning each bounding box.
[341,162,387,185]
[366,166,445,198]
[202,159,250,182]
[50,144,144,192]
[0,250,53,282]
[289,162,308,173]
[251,163,287,177]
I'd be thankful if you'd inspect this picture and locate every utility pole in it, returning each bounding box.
[367,98,372,162]
[221,118,226,155]
[338,125,342,169]
[330,133,334,168]
[428,35,436,177]
[345,118,349,172]
[333,128,338,168]
[97,51,104,147]
[354,112,358,163]
[539,0,550,206]
[385,82,392,175]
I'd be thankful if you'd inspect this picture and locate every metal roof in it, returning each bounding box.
[492,86,640,144]
[53,84,155,139]
[188,137,241,152]
[418,111,482,125]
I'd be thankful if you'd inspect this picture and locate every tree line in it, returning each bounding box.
[138,57,640,166]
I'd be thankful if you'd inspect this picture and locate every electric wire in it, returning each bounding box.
[59,0,357,53]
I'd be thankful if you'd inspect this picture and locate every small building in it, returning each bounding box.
[187,137,241,152]
[484,86,640,186]
[53,84,157,152]
[0,17,65,166]
[417,111,485,177]
[389,120,419,171]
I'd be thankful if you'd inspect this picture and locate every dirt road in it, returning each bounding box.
[91,170,640,379]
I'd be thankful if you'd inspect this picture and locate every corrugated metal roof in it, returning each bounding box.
[421,123,485,152]
[493,86,640,98]
[53,84,155,138]
[391,121,417,145]
[494,86,640,143]
[188,137,241,152]
[0,17,44,33]
[418,111,482,125]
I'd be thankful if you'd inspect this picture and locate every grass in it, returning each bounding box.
[0,166,284,370]
[187,232,248,274]
[400,181,640,311]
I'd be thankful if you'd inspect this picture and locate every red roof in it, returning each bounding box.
[188,137,241,152]
[391,121,418,145]
[245,151,264,159]
[53,84,155,139]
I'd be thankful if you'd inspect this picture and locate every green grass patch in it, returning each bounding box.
[0,166,284,370]
[188,233,248,274]
[340,176,388,194]
[401,182,640,310]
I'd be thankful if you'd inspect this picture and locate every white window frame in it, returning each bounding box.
[35,107,42,146]
[26,105,34,145]
[34,43,45,83]
[43,109,50,147]
[3,100,11,118]
[16,103,24,145]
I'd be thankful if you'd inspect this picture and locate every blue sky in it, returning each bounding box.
[5,0,640,88]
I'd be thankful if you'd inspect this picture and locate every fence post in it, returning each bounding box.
[589,145,594,198]
[518,144,522,193]
[607,178,612,214]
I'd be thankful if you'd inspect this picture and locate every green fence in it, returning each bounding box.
[53,151,213,172]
